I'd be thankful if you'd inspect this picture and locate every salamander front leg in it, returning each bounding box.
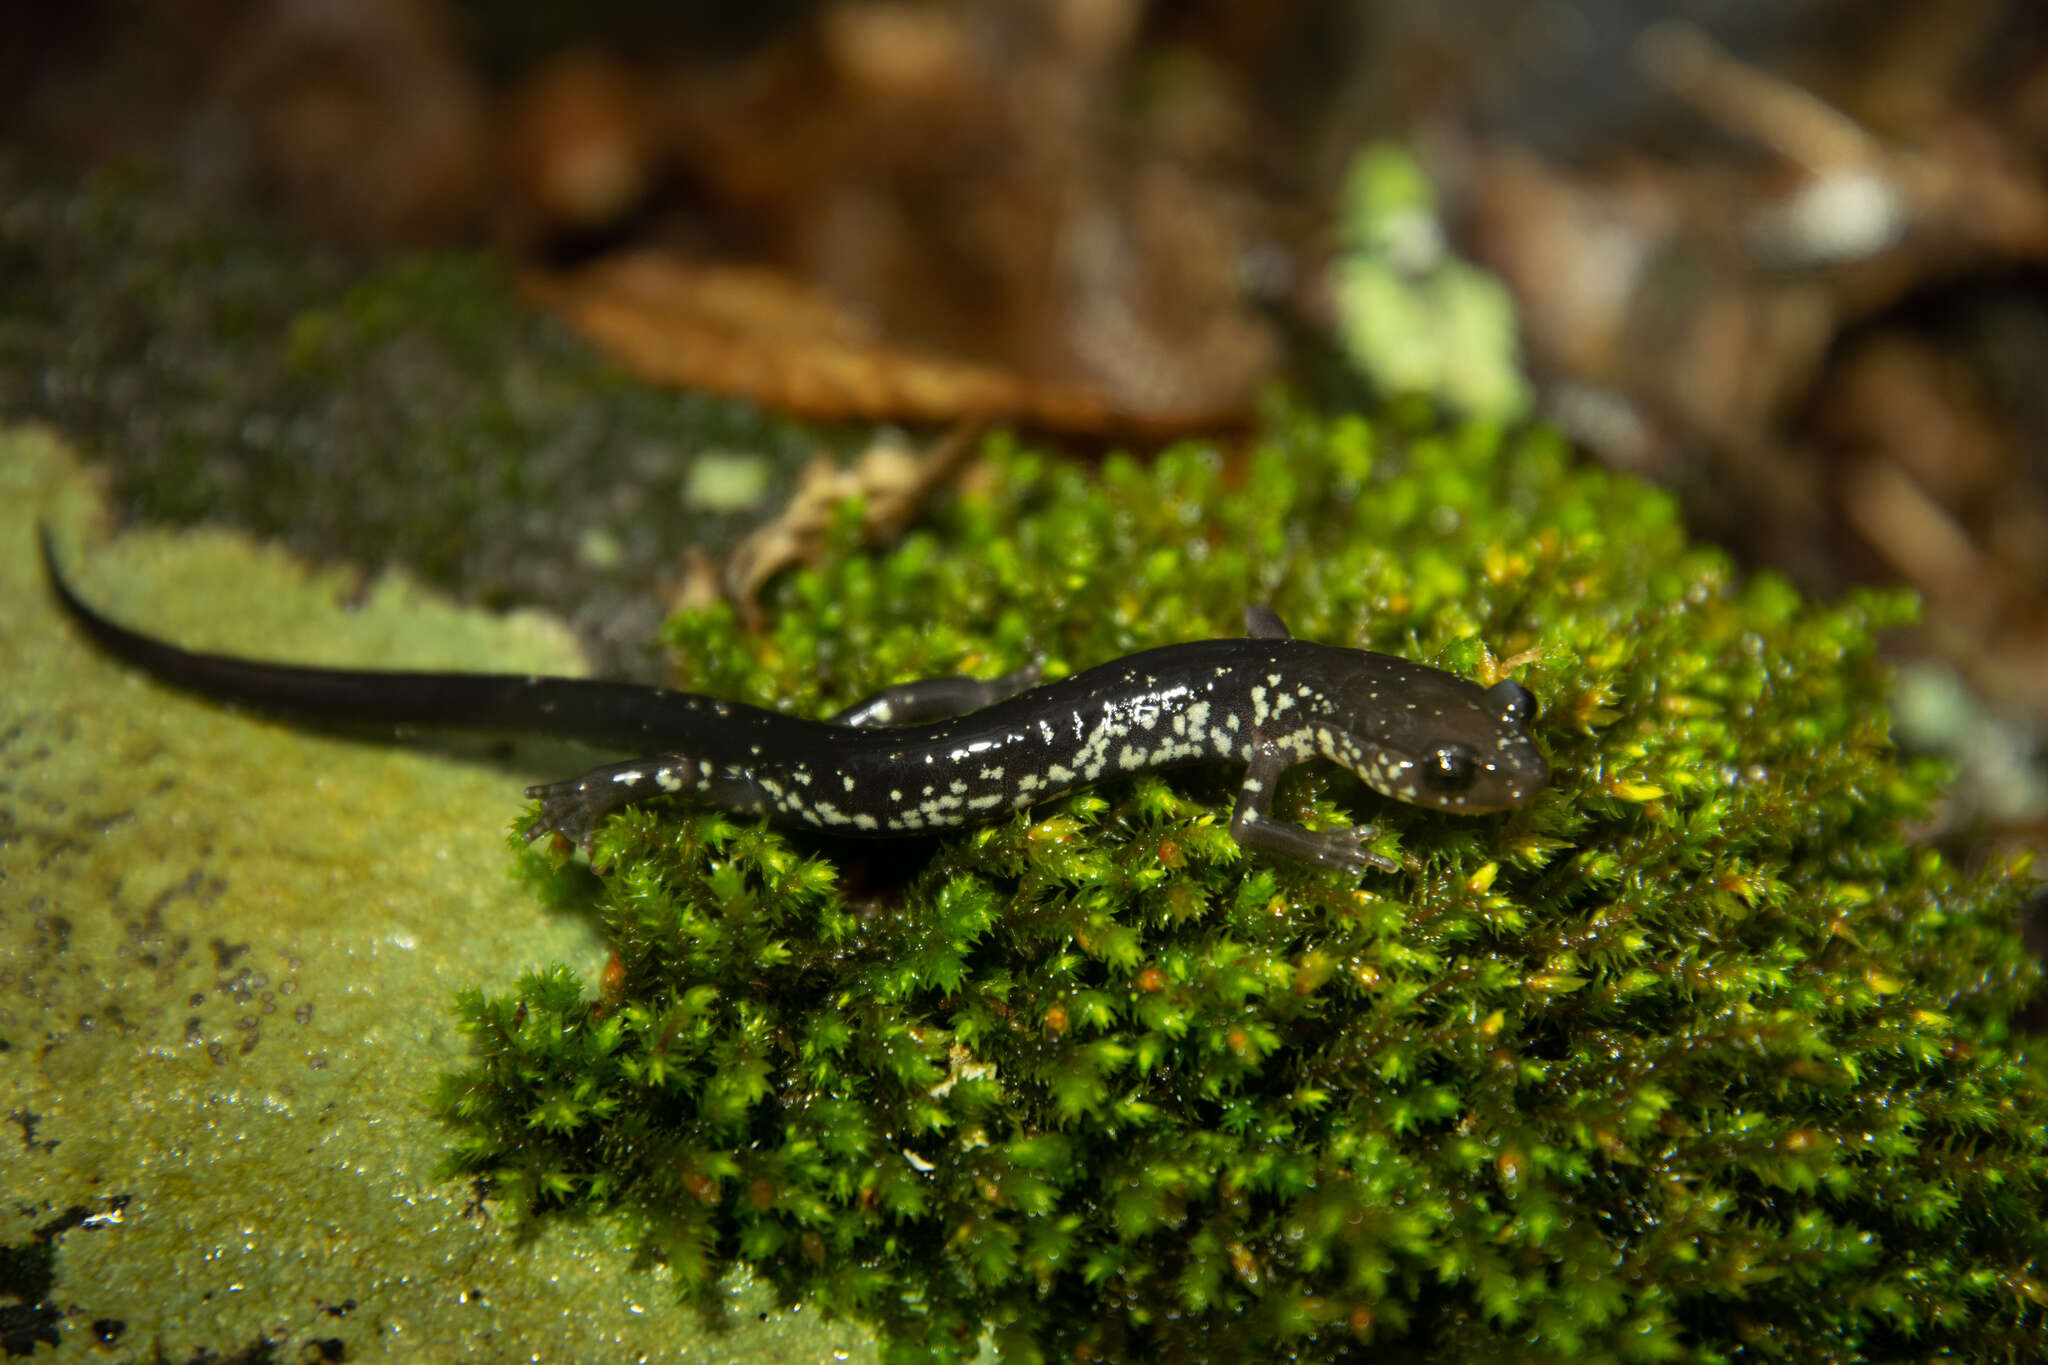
[1229,743,1398,875]
[829,662,1043,727]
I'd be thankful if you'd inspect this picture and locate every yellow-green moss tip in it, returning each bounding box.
[440,405,2045,1363]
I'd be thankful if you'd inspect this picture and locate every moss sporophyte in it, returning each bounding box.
[68,403,2045,1358]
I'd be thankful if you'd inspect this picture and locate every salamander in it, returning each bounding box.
[42,531,1547,874]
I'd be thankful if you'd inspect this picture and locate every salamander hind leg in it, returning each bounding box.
[1243,606,1293,640]
[1229,742,1398,875]
[525,757,708,846]
[829,662,1043,727]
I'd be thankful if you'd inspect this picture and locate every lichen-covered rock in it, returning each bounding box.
[435,407,2046,1363]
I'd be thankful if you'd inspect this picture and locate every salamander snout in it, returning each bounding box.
[1334,667,1548,813]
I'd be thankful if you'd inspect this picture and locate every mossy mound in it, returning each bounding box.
[0,165,821,678]
[434,407,2046,1363]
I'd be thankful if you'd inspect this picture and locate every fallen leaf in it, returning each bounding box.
[722,424,981,620]
[522,250,1118,428]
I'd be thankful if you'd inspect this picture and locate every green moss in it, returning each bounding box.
[436,406,2046,1362]
[0,164,828,678]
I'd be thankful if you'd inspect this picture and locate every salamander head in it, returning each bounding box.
[1325,661,1549,813]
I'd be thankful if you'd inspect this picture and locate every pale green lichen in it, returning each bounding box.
[0,427,870,1362]
[1331,146,1532,421]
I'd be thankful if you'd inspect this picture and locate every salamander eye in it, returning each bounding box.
[1486,679,1538,727]
[1419,742,1478,793]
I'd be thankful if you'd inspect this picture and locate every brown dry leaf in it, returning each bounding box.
[723,425,981,622]
[522,250,1120,429]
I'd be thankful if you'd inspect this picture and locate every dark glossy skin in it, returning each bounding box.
[43,532,1547,874]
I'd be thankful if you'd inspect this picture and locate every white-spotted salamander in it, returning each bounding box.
[43,531,1546,874]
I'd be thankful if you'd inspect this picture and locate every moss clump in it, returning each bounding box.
[434,407,2046,1362]
[0,165,823,678]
